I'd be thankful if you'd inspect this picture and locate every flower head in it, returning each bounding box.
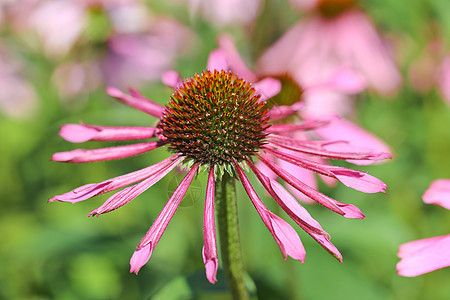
[261,0,401,96]
[159,70,269,169]
[50,65,389,283]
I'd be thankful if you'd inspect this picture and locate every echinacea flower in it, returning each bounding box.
[208,33,391,203]
[50,67,389,283]
[397,179,450,277]
[407,39,450,105]
[186,0,261,27]
[259,0,402,96]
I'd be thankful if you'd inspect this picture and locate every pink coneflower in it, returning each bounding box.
[407,39,450,105]
[185,0,261,27]
[209,34,391,203]
[397,179,450,277]
[50,66,389,284]
[258,0,402,96]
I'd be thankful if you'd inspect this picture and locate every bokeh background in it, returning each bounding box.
[1,0,450,299]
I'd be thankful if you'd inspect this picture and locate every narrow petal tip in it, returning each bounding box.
[60,124,98,143]
[130,244,153,275]
[106,86,122,98]
[51,150,80,162]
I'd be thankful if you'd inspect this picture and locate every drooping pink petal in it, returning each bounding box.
[331,169,387,193]
[258,154,364,219]
[248,159,343,262]
[307,66,367,94]
[437,57,450,105]
[106,87,165,118]
[60,123,157,143]
[52,141,164,163]
[253,78,281,102]
[313,117,392,165]
[422,179,450,210]
[217,33,258,82]
[398,235,447,258]
[202,166,218,284]
[397,234,450,277]
[161,70,183,89]
[265,147,387,193]
[137,163,200,249]
[88,157,182,216]
[256,21,306,77]
[276,150,317,204]
[267,103,303,121]
[234,161,305,261]
[49,155,183,203]
[268,134,391,162]
[207,48,229,71]
[266,117,333,134]
[130,243,152,274]
[338,11,402,95]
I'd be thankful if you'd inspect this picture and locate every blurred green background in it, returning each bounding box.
[1,0,450,299]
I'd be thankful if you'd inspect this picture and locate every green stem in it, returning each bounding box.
[216,172,249,300]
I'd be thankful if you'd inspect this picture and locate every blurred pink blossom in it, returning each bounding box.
[408,40,450,105]
[397,179,450,277]
[211,33,392,201]
[102,17,195,88]
[258,0,401,96]
[437,57,450,105]
[186,0,261,27]
[0,45,38,119]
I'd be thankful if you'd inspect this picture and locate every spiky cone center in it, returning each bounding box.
[158,70,269,172]
[317,0,357,18]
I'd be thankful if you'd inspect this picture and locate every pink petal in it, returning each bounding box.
[397,234,450,277]
[88,157,182,216]
[268,177,342,261]
[217,33,258,82]
[161,70,183,89]
[267,103,303,121]
[266,117,333,134]
[130,244,152,274]
[256,21,305,77]
[422,179,450,210]
[234,161,305,261]
[264,147,387,194]
[307,66,367,94]
[207,48,229,71]
[60,123,157,143]
[268,134,390,162]
[398,235,447,258]
[248,160,342,261]
[258,154,364,219]
[49,155,183,203]
[129,163,199,275]
[313,117,392,165]
[277,151,317,203]
[106,87,165,118]
[338,11,402,95]
[202,167,218,284]
[437,57,450,105]
[331,169,387,193]
[137,163,200,249]
[52,141,163,163]
[253,78,281,102]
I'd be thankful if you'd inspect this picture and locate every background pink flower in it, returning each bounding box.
[257,3,401,96]
[397,179,450,277]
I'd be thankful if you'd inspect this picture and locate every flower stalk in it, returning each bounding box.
[216,172,249,300]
